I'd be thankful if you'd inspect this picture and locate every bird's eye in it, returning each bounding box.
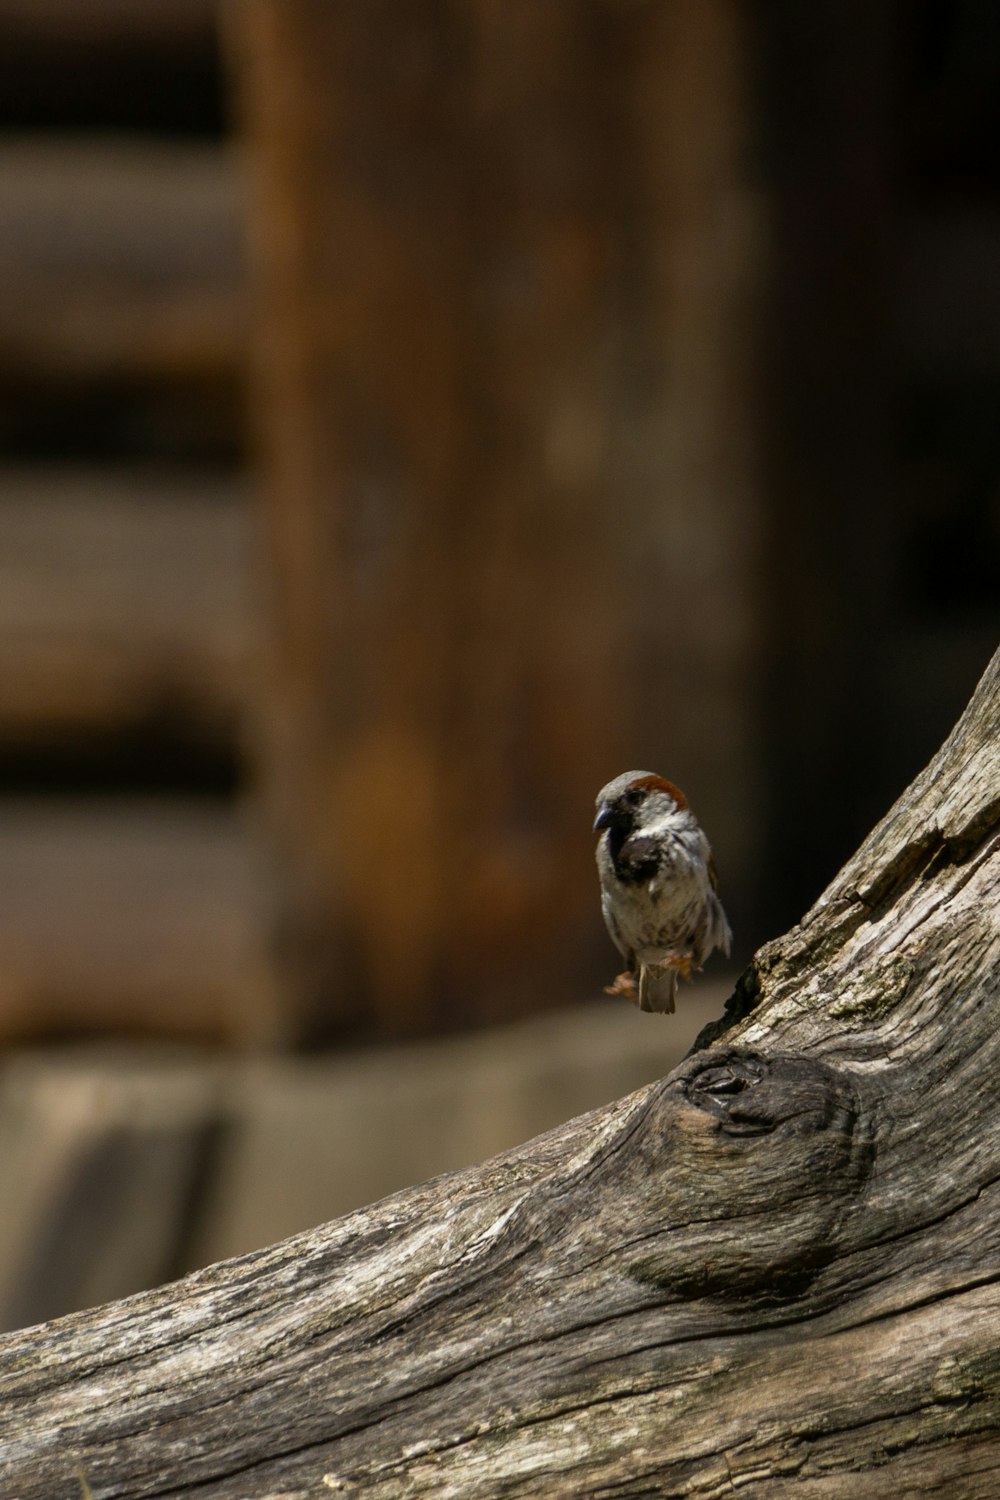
[626,788,641,804]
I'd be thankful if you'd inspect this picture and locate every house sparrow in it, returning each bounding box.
[594,771,731,1013]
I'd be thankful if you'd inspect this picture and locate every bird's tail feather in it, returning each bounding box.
[638,962,677,1014]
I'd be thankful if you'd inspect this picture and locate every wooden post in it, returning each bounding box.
[227,0,763,1038]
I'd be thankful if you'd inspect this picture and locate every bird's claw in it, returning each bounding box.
[659,951,696,982]
[604,970,639,1002]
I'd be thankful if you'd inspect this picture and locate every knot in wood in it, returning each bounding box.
[627,1047,872,1302]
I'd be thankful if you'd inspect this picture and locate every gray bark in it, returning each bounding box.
[1,647,999,1499]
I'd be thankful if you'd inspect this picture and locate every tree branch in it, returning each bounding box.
[2,648,999,1499]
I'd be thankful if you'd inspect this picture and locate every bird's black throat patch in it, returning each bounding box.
[608,826,661,885]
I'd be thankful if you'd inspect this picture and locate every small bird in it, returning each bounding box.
[594,770,731,1013]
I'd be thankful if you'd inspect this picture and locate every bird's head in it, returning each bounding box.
[593,770,689,836]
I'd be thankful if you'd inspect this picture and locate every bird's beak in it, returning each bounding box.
[593,803,615,833]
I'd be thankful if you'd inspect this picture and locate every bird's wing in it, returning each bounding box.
[601,888,630,961]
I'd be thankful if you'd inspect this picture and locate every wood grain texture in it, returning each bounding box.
[0,646,997,1497]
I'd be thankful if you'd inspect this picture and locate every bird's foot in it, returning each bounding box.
[605,970,640,1003]
[656,951,697,982]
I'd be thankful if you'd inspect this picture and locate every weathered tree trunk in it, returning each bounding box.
[2,647,999,1497]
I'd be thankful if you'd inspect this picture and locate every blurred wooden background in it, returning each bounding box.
[229,0,764,1039]
[0,0,997,1328]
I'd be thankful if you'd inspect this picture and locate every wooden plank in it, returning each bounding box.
[0,470,256,733]
[0,1050,222,1333]
[0,0,214,46]
[0,801,275,1044]
[0,140,245,379]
